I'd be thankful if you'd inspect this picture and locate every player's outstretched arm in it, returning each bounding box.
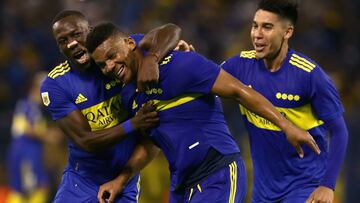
[212,68,321,158]
[137,23,181,91]
[98,137,160,203]
[306,116,348,203]
[56,102,159,152]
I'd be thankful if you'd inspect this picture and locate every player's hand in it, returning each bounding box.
[174,40,195,52]
[97,178,125,203]
[305,186,334,203]
[137,53,159,92]
[283,124,321,158]
[131,101,159,130]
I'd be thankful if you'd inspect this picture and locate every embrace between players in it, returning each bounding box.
[40,0,348,203]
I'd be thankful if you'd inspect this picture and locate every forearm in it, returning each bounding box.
[320,116,348,190]
[139,23,181,60]
[213,69,291,131]
[113,137,160,185]
[233,84,292,131]
[58,119,134,152]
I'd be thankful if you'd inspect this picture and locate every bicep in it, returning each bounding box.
[139,23,181,50]
[310,69,344,120]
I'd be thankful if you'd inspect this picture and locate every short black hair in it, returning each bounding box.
[52,10,86,25]
[86,22,128,53]
[257,0,298,26]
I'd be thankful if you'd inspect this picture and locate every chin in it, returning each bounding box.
[255,52,265,59]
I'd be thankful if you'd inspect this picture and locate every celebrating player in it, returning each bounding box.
[85,22,320,203]
[221,0,348,202]
[40,10,181,202]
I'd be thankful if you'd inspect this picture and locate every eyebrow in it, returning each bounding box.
[253,21,274,27]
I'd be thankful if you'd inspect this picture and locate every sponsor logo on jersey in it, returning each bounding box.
[75,93,88,104]
[81,95,128,131]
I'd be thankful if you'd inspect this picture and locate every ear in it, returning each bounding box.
[126,37,137,51]
[284,25,294,40]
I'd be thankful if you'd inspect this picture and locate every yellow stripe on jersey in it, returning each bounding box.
[292,54,316,68]
[81,95,128,131]
[289,54,316,73]
[48,61,67,76]
[48,61,71,79]
[240,50,256,59]
[239,103,324,131]
[49,65,70,79]
[289,60,311,72]
[152,93,203,111]
[11,114,29,136]
[188,188,194,201]
[136,176,141,203]
[197,184,202,193]
[229,161,237,203]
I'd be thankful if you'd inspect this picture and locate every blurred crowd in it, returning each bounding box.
[0,0,359,202]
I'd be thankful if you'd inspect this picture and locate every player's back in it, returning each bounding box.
[40,61,138,184]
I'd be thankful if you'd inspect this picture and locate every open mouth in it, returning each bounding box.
[254,43,266,52]
[115,65,125,80]
[73,50,90,64]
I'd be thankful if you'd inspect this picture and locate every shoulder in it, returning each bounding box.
[161,51,215,67]
[222,50,257,66]
[47,61,72,79]
[287,50,321,74]
[41,61,71,92]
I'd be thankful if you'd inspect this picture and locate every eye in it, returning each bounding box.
[73,32,83,38]
[264,24,273,30]
[107,52,116,60]
[57,38,66,45]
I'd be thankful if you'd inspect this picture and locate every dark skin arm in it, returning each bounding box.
[137,23,181,91]
[56,24,181,151]
[57,102,158,152]
[213,69,321,157]
[97,137,160,203]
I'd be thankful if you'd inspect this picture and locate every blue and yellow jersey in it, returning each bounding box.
[8,98,48,194]
[222,49,344,201]
[11,98,46,139]
[40,61,137,184]
[40,34,143,185]
[121,51,240,191]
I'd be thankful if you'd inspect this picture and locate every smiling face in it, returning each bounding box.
[251,9,293,60]
[91,35,137,84]
[53,15,91,70]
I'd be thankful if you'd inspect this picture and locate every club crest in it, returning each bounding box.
[41,92,50,106]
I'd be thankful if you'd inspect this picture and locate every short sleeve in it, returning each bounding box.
[310,67,344,121]
[40,77,77,120]
[168,51,221,95]
[131,34,144,45]
[220,55,241,78]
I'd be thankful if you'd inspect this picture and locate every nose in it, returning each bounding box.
[253,28,263,39]
[67,40,78,49]
[103,60,115,75]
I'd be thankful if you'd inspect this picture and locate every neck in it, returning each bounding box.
[132,47,144,83]
[264,42,289,72]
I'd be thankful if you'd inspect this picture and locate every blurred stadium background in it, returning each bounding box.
[0,0,359,202]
